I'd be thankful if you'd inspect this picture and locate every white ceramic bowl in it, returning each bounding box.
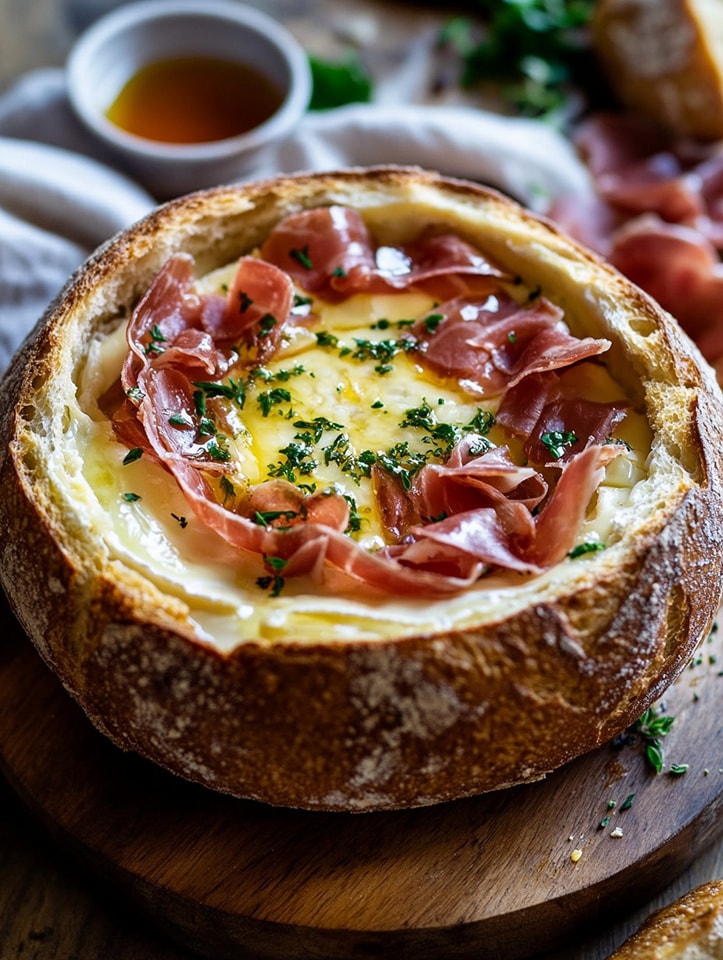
[67,0,311,198]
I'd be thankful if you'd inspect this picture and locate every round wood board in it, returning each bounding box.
[0,595,721,960]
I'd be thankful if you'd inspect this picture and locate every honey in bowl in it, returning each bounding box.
[106,56,284,144]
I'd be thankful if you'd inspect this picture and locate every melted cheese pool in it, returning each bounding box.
[74,263,652,651]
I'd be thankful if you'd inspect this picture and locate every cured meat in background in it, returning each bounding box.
[547,112,723,378]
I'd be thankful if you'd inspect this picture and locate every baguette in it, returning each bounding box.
[607,881,723,959]
[1,166,722,811]
[592,0,723,140]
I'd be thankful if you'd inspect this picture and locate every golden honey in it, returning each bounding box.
[106,56,284,144]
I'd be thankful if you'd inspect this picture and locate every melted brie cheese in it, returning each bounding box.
[73,265,652,651]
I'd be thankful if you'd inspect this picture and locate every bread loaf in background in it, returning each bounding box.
[607,881,723,959]
[592,0,723,140]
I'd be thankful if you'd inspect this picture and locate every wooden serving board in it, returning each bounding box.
[0,595,721,960]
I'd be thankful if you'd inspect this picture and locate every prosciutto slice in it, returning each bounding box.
[496,368,628,464]
[548,112,723,367]
[407,291,610,397]
[383,442,614,576]
[259,205,510,300]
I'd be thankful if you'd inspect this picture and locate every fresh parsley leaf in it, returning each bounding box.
[122,447,143,465]
[541,429,577,459]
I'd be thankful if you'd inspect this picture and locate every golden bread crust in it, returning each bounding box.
[592,0,723,140]
[1,166,723,810]
[607,881,723,959]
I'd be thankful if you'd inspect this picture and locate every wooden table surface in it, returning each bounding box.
[0,1,721,958]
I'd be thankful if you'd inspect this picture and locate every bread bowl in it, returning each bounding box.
[606,881,723,959]
[1,166,722,811]
[591,0,723,140]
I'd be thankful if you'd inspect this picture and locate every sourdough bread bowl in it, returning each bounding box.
[1,166,722,811]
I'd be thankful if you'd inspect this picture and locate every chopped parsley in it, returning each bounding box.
[541,429,578,459]
[400,400,495,458]
[256,555,288,597]
[193,389,207,418]
[377,442,429,490]
[568,541,605,559]
[349,337,416,365]
[290,245,313,270]
[144,323,167,355]
[669,763,689,776]
[205,438,231,462]
[168,412,192,428]
[238,291,254,312]
[268,438,318,483]
[423,312,444,333]
[343,493,363,533]
[121,491,141,502]
[122,447,143,465]
[315,331,339,348]
[193,378,246,409]
[219,475,236,502]
[293,417,344,443]
[257,387,292,417]
[258,313,277,338]
[253,509,300,528]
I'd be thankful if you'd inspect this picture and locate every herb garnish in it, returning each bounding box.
[219,475,236,503]
[315,331,339,348]
[168,412,192,428]
[290,245,313,270]
[541,429,578,459]
[205,438,231,462]
[144,323,167,355]
[343,493,363,534]
[400,400,495,458]
[568,541,605,559]
[256,556,287,597]
[669,763,689,776]
[193,378,246,408]
[633,707,676,774]
[293,417,344,443]
[257,387,292,417]
[122,447,143,465]
[258,314,277,338]
[438,0,596,121]
[253,509,300,528]
[423,313,444,333]
[238,291,254,312]
[377,442,429,490]
[268,438,318,483]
